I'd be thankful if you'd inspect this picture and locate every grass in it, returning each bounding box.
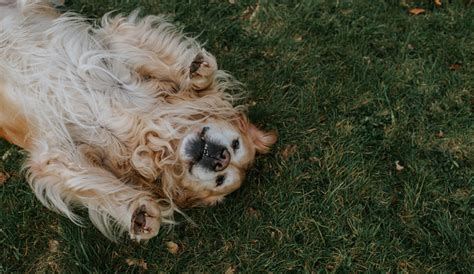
[1,0,473,272]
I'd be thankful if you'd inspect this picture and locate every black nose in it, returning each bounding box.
[186,134,232,172]
[191,143,231,171]
[214,148,230,171]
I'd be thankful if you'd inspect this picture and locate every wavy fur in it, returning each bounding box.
[0,1,276,241]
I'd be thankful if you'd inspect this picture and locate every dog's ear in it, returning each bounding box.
[248,123,278,154]
[236,115,277,154]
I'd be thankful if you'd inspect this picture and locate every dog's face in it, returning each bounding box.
[177,117,276,206]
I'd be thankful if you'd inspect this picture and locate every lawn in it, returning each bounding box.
[1,0,473,272]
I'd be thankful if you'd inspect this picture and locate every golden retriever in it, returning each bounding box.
[0,0,276,241]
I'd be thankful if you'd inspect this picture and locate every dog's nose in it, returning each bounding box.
[214,148,230,171]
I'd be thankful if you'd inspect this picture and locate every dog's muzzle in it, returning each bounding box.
[186,127,231,172]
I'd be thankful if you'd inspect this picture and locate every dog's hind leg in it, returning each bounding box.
[0,80,33,149]
[25,143,169,241]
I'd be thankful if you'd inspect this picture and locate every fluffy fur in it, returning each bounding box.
[0,1,276,241]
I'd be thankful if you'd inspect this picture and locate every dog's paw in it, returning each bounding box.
[189,51,217,90]
[130,202,161,241]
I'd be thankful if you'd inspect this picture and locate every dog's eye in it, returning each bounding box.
[188,162,195,173]
[216,175,225,187]
[231,139,240,151]
[200,127,209,140]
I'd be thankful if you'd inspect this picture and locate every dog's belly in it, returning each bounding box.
[0,80,32,149]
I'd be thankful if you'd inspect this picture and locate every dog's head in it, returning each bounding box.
[175,116,277,207]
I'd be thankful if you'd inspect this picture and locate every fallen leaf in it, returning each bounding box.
[126,258,148,270]
[434,0,442,6]
[222,241,235,252]
[309,156,321,163]
[449,62,462,71]
[225,266,236,274]
[293,34,303,42]
[326,264,335,271]
[48,240,59,253]
[242,4,260,21]
[435,130,444,138]
[0,172,9,185]
[246,207,260,218]
[166,241,179,255]
[281,145,297,159]
[340,9,353,15]
[228,0,235,4]
[399,0,409,8]
[398,260,413,269]
[395,161,404,171]
[407,43,414,50]
[391,192,399,206]
[409,8,426,15]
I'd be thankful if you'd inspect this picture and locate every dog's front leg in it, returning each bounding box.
[187,49,219,91]
[25,147,166,241]
[101,14,219,93]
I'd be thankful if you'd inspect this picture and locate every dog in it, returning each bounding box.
[0,0,277,241]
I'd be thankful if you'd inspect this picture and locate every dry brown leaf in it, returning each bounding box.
[325,264,335,271]
[225,266,236,274]
[409,8,426,15]
[0,172,9,185]
[48,240,59,253]
[125,258,148,270]
[309,156,321,163]
[166,241,179,255]
[340,9,353,15]
[228,0,235,4]
[435,130,445,138]
[449,62,462,71]
[434,0,442,6]
[242,4,260,21]
[395,161,404,171]
[281,145,297,159]
[309,157,322,168]
[398,260,413,270]
[246,207,261,218]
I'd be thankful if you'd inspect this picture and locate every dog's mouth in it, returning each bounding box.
[186,127,230,173]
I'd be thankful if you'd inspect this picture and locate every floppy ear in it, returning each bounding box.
[236,115,277,154]
[248,123,278,154]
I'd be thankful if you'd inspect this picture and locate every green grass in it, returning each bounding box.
[1,0,473,272]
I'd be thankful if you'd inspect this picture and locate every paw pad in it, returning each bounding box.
[130,203,161,240]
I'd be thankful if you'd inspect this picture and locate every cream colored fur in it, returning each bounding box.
[0,1,276,241]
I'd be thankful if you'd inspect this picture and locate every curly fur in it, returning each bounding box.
[0,1,276,241]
